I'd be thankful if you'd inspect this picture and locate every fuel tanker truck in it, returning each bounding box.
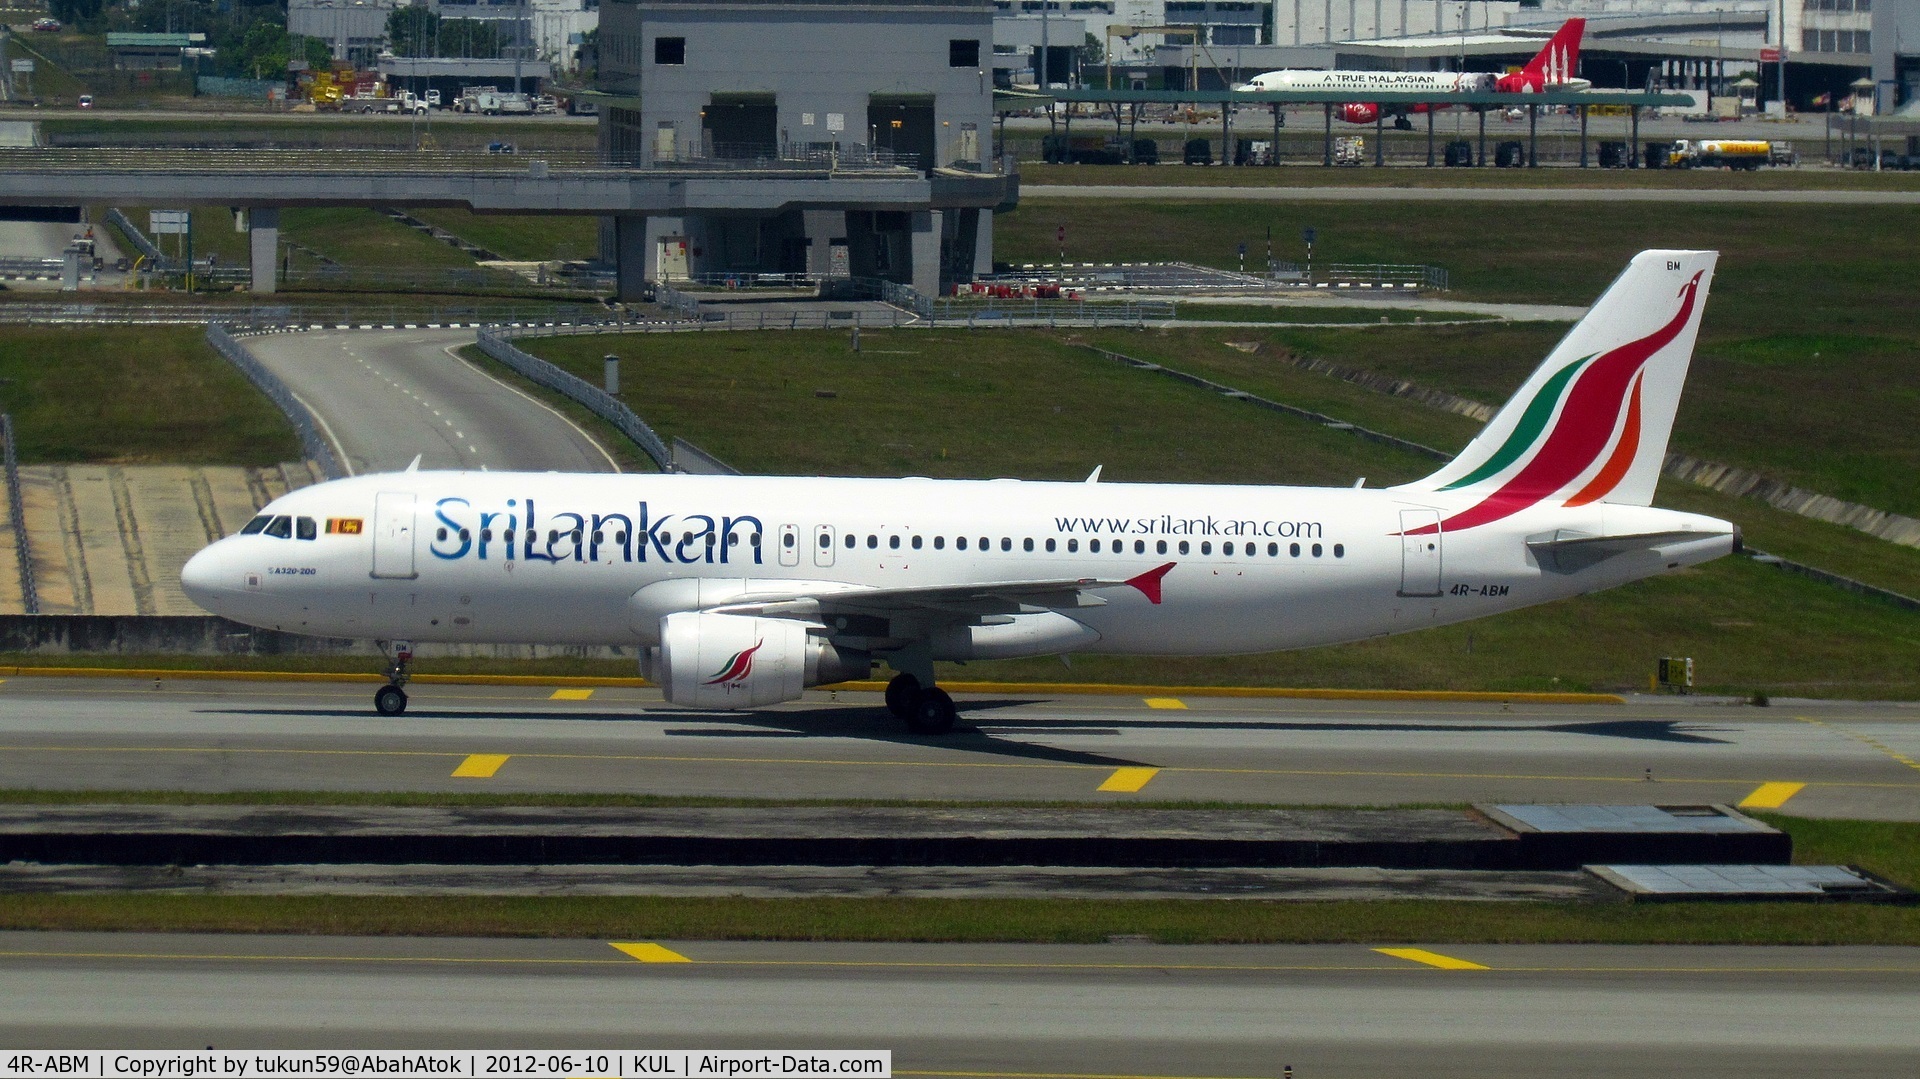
[1668,139,1777,170]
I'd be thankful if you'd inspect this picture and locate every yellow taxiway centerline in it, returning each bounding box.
[549,689,594,701]
[1737,782,1806,809]
[609,942,692,963]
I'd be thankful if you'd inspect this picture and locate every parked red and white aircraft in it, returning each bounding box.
[184,249,1733,733]
[1239,18,1588,129]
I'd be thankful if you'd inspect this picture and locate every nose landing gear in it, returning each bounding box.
[375,640,413,715]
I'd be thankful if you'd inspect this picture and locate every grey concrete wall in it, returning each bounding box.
[600,1,994,169]
[0,614,626,659]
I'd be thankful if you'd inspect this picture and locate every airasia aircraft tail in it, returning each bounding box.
[1496,18,1589,92]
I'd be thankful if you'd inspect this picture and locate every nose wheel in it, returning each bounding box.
[375,640,413,716]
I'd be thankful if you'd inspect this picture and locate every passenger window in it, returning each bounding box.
[957,537,968,550]
[1178,541,1190,555]
[889,535,900,550]
[1090,539,1101,553]
[616,531,628,544]
[1334,544,1345,558]
[1268,542,1279,556]
[296,517,317,540]
[911,536,922,550]
[461,529,472,542]
[240,516,270,535]
[1024,538,1035,552]
[1222,542,1233,556]
[265,515,292,539]
[592,531,604,544]
[819,533,831,549]
[1135,540,1146,554]
[1156,540,1167,555]
[505,529,515,543]
[784,533,797,549]
[1200,542,1211,555]
[751,533,762,546]
[1000,537,1011,552]
[1067,539,1079,553]
[845,534,856,549]
[934,536,944,550]
[867,534,878,549]
[1044,538,1055,553]
[1312,543,1324,557]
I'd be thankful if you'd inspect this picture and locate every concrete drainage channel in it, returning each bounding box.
[0,802,1904,904]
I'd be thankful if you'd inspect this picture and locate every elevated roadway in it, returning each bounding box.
[0,680,1913,820]
[242,329,618,475]
[2,932,1916,1076]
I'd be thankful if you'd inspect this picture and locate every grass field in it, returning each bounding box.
[410,209,601,263]
[0,326,299,465]
[516,327,1920,699]
[1001,203,1920,517]
[1082,327,1920,599]
[110,206,482,274]
[1019,161,1920,190]
[0,812,1913,943]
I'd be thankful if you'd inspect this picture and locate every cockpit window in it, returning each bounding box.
[296,516,317,540]
[240,516,271,535]
[264,515,293,539]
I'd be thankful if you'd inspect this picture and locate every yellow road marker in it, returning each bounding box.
[1738,781,1806,809]
[609,942,691,963]
[1097,767,1161,793]
[450,754,510,778]
[1374,947,1489,970]
[550,688,594,700]
[1143,697,1188,710]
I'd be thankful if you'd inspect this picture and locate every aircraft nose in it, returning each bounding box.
[179,544,230,613]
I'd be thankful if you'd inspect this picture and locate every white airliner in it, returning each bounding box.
[1239,19,1590,128]
[183,250,1736,733]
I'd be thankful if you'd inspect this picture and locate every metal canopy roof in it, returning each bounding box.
[1047,88,1697,107]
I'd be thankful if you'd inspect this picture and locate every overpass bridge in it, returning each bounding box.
[0,148,1017,299]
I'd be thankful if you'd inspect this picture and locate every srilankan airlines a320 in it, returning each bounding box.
[183,250,1737,734]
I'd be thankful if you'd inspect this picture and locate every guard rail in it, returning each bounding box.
[1,413,37,615]
[476,327,674,472]
[205,325,345,480]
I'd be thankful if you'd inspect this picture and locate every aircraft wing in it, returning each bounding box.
[710,563,1175,621]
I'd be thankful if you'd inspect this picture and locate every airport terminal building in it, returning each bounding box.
[594,0,1006,289]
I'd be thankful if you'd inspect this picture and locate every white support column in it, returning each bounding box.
[248,207,280,294]
[971,208,993,280]
[910,210,941,297]
[614,214,649,302]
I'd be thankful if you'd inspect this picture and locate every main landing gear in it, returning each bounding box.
[885,672,958,735]
[375,640,413,715]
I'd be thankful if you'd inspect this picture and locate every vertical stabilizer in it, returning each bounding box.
[1398,250,1717,531]
[1500,18,1586,91]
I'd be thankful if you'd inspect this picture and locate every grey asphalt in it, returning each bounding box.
[0,678,1914,819]
[1024,184,1920,202]
[2,932,1916,1076]
[243,329,617,476]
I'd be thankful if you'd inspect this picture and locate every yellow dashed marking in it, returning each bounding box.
[1738,782,1806,809]
[1374,947,1490,970]
[1097,767,1161,793]
[449,754,510,778]
[550,688,594,700]
[609,942,691,963]
[1796,716,1920,773]
[1143,697,1188,710]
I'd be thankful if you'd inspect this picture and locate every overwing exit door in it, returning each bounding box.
[1398,509,1442,597]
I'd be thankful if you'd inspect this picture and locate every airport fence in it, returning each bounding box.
[204,324,347,481]
[1,413,37,615]
[475,327,675,472]
[0,301,618,327]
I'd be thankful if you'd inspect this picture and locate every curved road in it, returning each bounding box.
[245,328,617,476]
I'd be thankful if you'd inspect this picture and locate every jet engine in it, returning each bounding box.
[644,611,870,709]
[1340,102,1380,124]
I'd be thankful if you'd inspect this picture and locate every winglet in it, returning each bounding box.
[1086,465,1103,484]
[405,454,423,473]
[1124,562,1175,605]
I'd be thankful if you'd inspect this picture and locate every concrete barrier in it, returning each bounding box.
[0,614,624,659]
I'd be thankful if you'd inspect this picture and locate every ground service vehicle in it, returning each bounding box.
[1668,139,1772,169]
[184,251,1736,733]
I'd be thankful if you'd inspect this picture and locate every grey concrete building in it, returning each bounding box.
[594,0,1006,293]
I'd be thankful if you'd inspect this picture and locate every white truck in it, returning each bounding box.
[1668,139,1778,170]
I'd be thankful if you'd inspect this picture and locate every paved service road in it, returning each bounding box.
[244,329,618,476]
[2,933,1917,1076]
[1023,184,1920,203]
[1,679,1915,819]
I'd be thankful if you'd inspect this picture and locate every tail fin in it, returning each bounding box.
[1399,250,1717,531]
[1505,18,1584,90]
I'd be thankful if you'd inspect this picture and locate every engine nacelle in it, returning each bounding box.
[1340,102,1379,125]
[644,612,870,709]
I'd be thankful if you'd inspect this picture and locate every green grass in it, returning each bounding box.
[513,326,1920,699]
[1019,161,1920,190]
[1754,813,1920,893]
[0,326,299,465]
[410,209,601,262]
[519,328,1426,486]
[1082,327,1920,600]
[110,206,485,275]
[1162,304,1497,324]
